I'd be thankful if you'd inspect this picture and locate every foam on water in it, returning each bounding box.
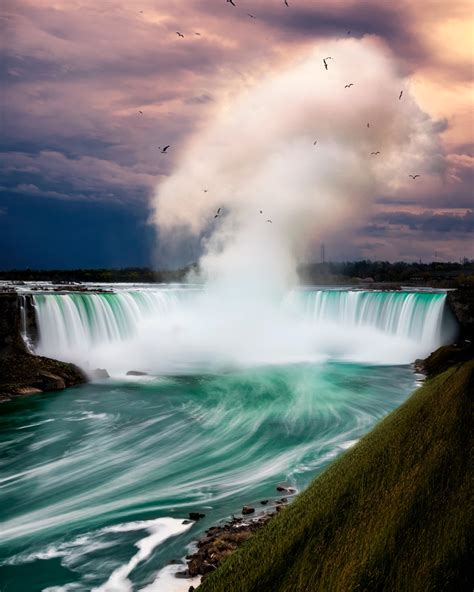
[141,564,201,592]
[92,518,193,592]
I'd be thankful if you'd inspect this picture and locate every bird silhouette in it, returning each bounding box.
[195,32,201,36]
[217,208,221,214]
[227,0,236,6]
[248,13,256,18]
[409,174,420,179]
[399,90,403,100]
[138,110,143,114]
[323,57,332,70]
[176,32,184,38]
[345,83,354,88]
[347,30,351,34]
[158,145,170,153]
[367,123,370,128]
[284,0,289,6]
[203,189,208,192]
[370,151,380,155]
[314,140,317,145]
[266,219,273,223]
[260,210,263,214]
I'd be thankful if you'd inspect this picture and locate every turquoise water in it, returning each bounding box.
[0,362,418,592]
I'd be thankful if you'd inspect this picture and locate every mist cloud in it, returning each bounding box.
[152,38,442,288]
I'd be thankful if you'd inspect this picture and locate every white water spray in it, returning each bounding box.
[152,38,442,289]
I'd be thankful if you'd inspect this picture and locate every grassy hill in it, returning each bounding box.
[198,359,474,592]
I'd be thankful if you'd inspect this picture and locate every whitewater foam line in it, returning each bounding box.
[92,517,193,592]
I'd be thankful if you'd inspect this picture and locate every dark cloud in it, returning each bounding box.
[1,0,472,266]
[371,210,474,233]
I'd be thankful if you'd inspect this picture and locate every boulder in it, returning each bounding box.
[92,368,110,379]
[242,506,255,515]
[189,512,206,521]
[36,371,66,391]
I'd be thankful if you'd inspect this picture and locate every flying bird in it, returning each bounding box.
[227,0,236,6]
[195,32,201,36]
[203,189,208,192]
[347,30,351,34]
[266,219,273,223]
[313,140,317,145]
[323,57,332,70]
[409,174,420,179]
[399,90,403,100]
[370,151,380,155]
[248,13,256,18]
[216,208,221,214]
[158,145,170,153]
[284,0,289,6]
[345,83,354,88]
[260,210,263,214]
[176,32,184,38]
[367,123,370,128]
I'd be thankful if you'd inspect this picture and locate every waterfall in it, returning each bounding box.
[19,294,34,353]
[286,290,450,344]
[31,288,457,373]
[32,290,186,351]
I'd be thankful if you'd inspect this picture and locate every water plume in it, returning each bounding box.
[152,37,441,290]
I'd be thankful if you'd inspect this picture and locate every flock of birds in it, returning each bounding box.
[137,2,421,227]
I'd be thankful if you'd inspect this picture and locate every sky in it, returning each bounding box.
[1,0,473,269]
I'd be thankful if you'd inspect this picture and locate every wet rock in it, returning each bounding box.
[277,484,296,494]
[92,368,109,379]
[182,519,193,525]
[242,506,255,515]
[184,512,276,579]
[35,371,65,391]
[280,497,288,503]
[189,512,206,521]
[260,500,269,505]
[126,370,148,376]
[14,386,43,396]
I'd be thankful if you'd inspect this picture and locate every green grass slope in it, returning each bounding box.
[199,360,474,592]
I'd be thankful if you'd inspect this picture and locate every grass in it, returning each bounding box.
[198,360,474,592]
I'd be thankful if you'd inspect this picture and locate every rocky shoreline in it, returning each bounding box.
[178,486,297,589]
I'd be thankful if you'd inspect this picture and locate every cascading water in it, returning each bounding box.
[31,288,456,374]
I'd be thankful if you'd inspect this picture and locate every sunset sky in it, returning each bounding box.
[1,0,473,269]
